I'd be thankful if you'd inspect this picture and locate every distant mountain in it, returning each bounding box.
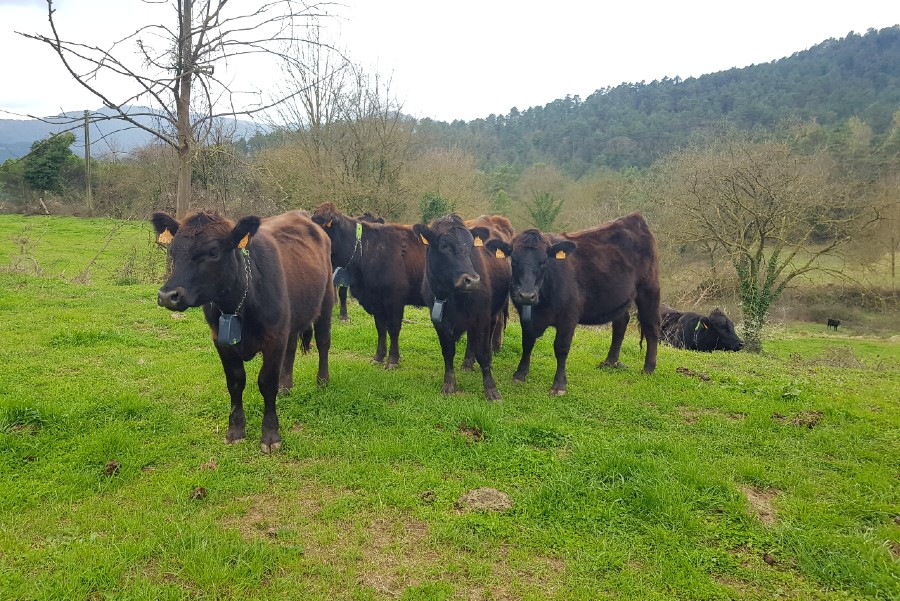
[0,107,265,162]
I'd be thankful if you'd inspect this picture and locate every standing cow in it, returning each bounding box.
[660,306,744,351]
[311,203,425,368]
[414,215,512,401]
[486,212,661,395]
[152,210,333,453]
[336,211,384,322]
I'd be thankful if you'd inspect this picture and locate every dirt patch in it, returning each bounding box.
[677,406,745,424]
[889,541,900,559]
[455,487,513,513]
[458,423,484,442]
[772,411,823,429]
[676,366,710,381]
[199,458,218,471]
[740,486,778,526]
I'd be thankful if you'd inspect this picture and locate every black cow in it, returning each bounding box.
[486,212,661,395]
[337,212,384,322]
[827,318,841,330]
[152,210,333,453]
[413,215,512,401]
[311,203,425,368]
[660,306,744,351]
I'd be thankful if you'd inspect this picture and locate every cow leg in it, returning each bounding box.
[385,307,404,369]
[313,310,332,385]
[473,326,500,401]
[491,311,506,353]
[338,286,349,322]
[600,310,630,369]
[461,334,476,371]
[550,324,575,396]
[437,331,458,395]
[372,313,388,364]
[258,346,285,454]
[634,288,660,375]
[217,348,247,444]
[513,327,537,383]
[279,330,299,396]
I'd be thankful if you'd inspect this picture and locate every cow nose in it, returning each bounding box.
[518,291,537,304]
[158,287,182,309]
[456,273,481,290]
[736,341,745,350]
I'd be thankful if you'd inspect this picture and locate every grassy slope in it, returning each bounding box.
[0,215,898,600]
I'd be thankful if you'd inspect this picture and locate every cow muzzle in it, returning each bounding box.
[158,287,188,311]
[514,290,538,305]
[455,273,481,291]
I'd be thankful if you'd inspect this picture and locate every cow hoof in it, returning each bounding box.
[512,374,527,383]
[485,388,502,402]
[441,384,457,395]
[550,388,567,396]
[599,360,627,369]
[260,441,282,454]
[224,436,245,445]
[370,357,385,366]
[384,362,399,370]
[460,362,475,372]
[277,387,292,397]
[340,316,349,323]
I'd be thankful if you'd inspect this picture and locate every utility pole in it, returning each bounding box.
[83,110,93,214]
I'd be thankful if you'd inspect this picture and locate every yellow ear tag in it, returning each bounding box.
[474,236,484,247]
[157,228,173,244]
[703,322,709,329]
[325,219,332,228]
[555,250,567,259]
[495,248,506,259]
[237,233,250,249]
[420,234,429,245]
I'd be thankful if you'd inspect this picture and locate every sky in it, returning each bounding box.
[1,0,898,123]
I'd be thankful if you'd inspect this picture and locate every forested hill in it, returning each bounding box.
[415,26,900,175]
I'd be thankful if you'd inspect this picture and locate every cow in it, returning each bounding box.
[485,212,661,396]
[461,214,516,366]
[336,211,384,322]
[311,203,426,368]
[660,306,745,351]
[827,318,841,331]
[151,210,333,453]
[413,214,512,401]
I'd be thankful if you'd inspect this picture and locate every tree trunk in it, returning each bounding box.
[174,0,193,219]
[176,147,192,219]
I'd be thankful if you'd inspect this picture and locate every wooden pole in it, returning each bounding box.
[84,110,93,214]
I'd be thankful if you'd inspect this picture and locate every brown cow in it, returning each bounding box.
[461,214,515,366]
[486,212,661,395]
[311,203,426,368]
[152,210,333,453]
[337,211,385,322]
[413,215,512,400]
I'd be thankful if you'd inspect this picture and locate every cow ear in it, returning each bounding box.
[485,239,512,259]
[231,216,261,250]
[151,212,179,245]
[413,223,433,246]
[469,227,490,247]
[548,240,577,260]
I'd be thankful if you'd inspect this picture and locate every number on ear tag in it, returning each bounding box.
[474,236,483,247]
[495,248,506,259]
[237,233,250,249]
[555,250,567,259]
[157,228,174,244]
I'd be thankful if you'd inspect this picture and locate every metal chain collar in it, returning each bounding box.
[212,249,251,316]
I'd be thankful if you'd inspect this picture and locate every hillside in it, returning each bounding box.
[414,26,900,174]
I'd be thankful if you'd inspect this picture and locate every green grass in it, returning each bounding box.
[1,215,898,600]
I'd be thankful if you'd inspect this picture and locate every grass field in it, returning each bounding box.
[1,215,898,600]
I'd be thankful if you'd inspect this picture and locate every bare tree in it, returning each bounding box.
[18,0,335,218]
[651,125,877,352]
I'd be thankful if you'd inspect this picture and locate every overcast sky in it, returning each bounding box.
[1,0,898,122]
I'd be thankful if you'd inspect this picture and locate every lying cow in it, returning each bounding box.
[414,215,511,400]
[312,203,425,368]
[337,211,384,322]
[660,306,744,351]
[152,210,333,453]
[486,212,661,395]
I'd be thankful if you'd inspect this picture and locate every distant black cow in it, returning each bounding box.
[152,210,333,453]
[827,318,841,331]
[660,306,744,351]
[486,213,660,395]
[461,214,516,366]
[312,203,426,368]
[414,215,512,400]
[337,212,384,322]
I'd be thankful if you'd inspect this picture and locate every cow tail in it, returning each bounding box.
[300,328,313,354]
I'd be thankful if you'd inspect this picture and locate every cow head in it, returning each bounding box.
[701,308,744,351]
[151,211,259,311]
[413,215,485,296]
[311,202,358,266]
[486,229,575,306]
